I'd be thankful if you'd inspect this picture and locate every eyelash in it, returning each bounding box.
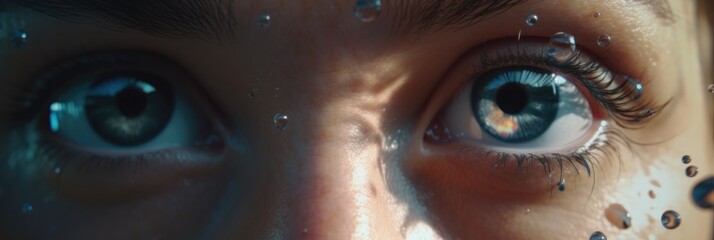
[453,38,665,184]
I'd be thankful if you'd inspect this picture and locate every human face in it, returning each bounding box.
[0,0,712,239]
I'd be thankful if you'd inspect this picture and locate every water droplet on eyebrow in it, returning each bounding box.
[597,35,612,47]
[273,113,289,129]
[692,177,714,208]
[525,13,539,27]
[557,179,566,191]
[589,231,607,240]
[257,12,271,28]
[661,210,681,229]
[10,29,27,47]
[685,166,698,177]
[546,32,577,63]
[682,155,692,164]
[21,203,33,213]
[605,203,632,229]
[707,84,714,94]
[353,0,382,23]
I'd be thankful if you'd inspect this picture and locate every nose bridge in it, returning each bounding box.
[286,101,397,239]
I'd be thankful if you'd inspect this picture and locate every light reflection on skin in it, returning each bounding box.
[0,0,711,239]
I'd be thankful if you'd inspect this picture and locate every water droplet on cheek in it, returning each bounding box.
[273,113,289,129]
[597,35,612,47]
[593,12,601,18]
[692,177,714,208]
[257,13,271,28]
[681,155,692,164]
[605,203,631,229]
[661,210,681,229]
[707,84,714,94]
[685,166,698,177]
[353,0,382,22]
[547,32,576,63]
[21,203,33,213]
[524,14,538,27]
[589,231,607,240]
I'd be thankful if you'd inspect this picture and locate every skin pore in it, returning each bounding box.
[0,0,713,239]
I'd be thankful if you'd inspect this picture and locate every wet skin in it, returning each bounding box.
[0,0,713,239]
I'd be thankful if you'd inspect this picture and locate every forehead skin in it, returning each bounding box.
[0,0,711,239]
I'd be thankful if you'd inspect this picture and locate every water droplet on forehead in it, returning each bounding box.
[692,177,714,208]
[10,29,27,47]
[605,203,631,229]
[21,203,33,213]
[589,231,607,240]
[682,155,692,164]
[257,12,271,28]
[353,0,382,23]
[525,14,538,27]
[707,84,714,94]
[661,210,681,229]
[557,179,566,191]
[597,35,612,47]
[273,113,289,130]
[547,32,576,64]
[685,166,698,177]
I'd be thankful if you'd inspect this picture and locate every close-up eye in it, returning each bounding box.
[1,0,713,239]
[25,53,228,201]
[437,65,599,151]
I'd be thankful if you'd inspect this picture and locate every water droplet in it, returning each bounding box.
[682,155,692,164]
[686,166,698,177]
[593,12,601,18]
[53,166,61,175]
[614,75,643,100]
[589,231,607,240]
[661,210,681,229]
[21,203,33,213]
[273,113,289,129]
[557,179,566,191]
[708,84,714,94]
[257,12,271,28]
[546,32,577,63]
[597,35,612,47]
[648,190,656,199]
[249,88,258,98]
[10,30,27,47]
[353,0,382,23]
[692,177,714,208]
[525,208,530,214]
[605,203,631,229]
[525,14,538,27]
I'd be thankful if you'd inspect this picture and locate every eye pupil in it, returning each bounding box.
[495,82,528,114]
[116,86,148,117]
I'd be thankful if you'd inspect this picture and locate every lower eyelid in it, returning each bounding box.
[40,137,227,202]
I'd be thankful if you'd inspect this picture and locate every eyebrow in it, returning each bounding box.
[7,0,675,41]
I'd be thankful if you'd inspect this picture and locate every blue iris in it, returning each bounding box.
[471,67,559,143]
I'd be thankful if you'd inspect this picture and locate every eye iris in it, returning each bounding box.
[471,67,559,143]
[84,73,174,146]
